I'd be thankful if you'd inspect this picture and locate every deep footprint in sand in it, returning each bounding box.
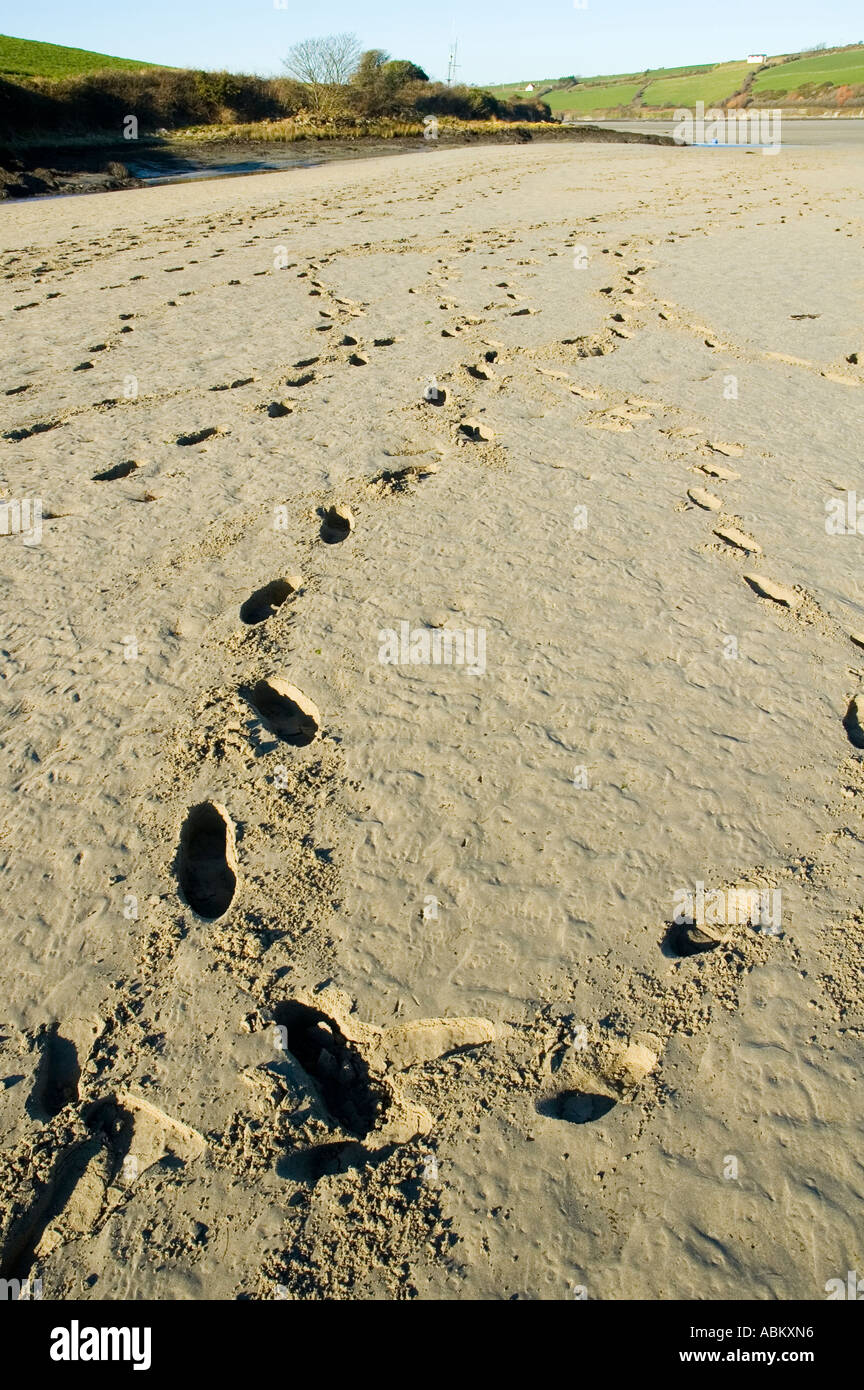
[0,1094,205,1280]
[321,504,354,542]
[176,801,238,919]
[843,693,864,750]
[27,1025,82,1120]
[536,1091,618,1124]
[240,575,301,625]
[246,677,321,745]
[91,460,138,483]
[459,419,495,443]
[663,920,724,957]
[176,427,219,446]
[273,1000,388,1140]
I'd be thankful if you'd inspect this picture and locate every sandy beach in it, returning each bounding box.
[1,136,863,1301]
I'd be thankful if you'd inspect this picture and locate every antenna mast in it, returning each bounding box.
[447,35,459,86]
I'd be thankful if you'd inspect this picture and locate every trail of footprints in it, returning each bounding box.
[676,431,864,748]
[0,418,477,1287]
[4,216,859,1290]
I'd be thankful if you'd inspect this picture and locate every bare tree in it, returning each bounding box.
[284,33,362,109]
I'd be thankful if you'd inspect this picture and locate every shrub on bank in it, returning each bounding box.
[0,63,553,142]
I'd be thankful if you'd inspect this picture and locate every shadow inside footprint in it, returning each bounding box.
[176,802,237,919]
[661,921,721,958]
[459,420,494,442]
[319,504,353,543]
[244,678,320,746]
[273,1001,388,1140]
[26,1026,81,1121]
[536,1091,617,1124]
[176,427,218,446]
[0,1135,102,1281]
[0,1097,131,1282]
[240,578,295,625]
[91,460,137,482]
[843,697,864,750]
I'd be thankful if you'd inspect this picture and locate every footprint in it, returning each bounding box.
[176,801,238,919]
[743,573,802,609]
[0,1123,115,1281]
[348,353,368,367]
[714,525,762,555]
[4,420,61,443]
[536,1091,617,1124]
[273,1000,388,1140]
[458,419,495,443]
[91,460,138,483]
[210,378,253,392]
[27,1026,81,1121]
[698,461,740,482]
[321,504,353,542]
[176,427,219,446]
[285,373,315,388]
[0,1094,204,1281]
[662,920,724,957]
[843,693,864,750]
[240,575,300,626]
[246,677,320,746]
[373,461,439,492]
[687,487,722,511]
[264,401,292,418]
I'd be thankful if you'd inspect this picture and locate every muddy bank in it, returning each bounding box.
[0,151,141,199]
[1,123,674,200]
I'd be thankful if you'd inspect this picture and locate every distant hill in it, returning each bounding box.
[490,43,864,116]
[0,33,164,79]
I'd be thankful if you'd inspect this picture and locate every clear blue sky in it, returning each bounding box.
[4,0,862,84]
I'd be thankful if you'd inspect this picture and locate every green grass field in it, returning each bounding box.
[489,62,718,95]
[492,44,864,113]
[640,62,750,108]
[0,33,162,78]
[544,81,644,112]
[751,48,864,93]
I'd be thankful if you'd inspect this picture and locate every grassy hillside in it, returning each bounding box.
[544,82,642,112]
[752,48,864,93]
[640,62,750,108]
[0,33,163,78]
[491,43,864,115]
